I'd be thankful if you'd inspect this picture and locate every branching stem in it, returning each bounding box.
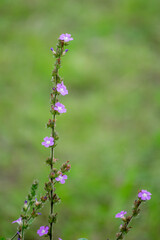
[10,232,18,240]
[116,199,142,240]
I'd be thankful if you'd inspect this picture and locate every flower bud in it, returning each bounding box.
[46,157,52,166]
[23,200,28,211]
[122,216,127,222]
[50,171,55,179]
[62,49,69,56]
[53,158,58,163]
[54,131,59,140]
[60,161,71,173]
[116,233,122,239]
[44,181,53,192]
[35,198,42,207]
[41,195,48,203]
[48,213,57,223]
[53,193,61,204]
[52,69,57,77]
[50,48,56,55]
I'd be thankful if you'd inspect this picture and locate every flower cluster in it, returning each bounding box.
[11,180,48,239]
[115,190,152,240]
[42,34,72,148]
[39,33,72,239]
[115,190,151,220]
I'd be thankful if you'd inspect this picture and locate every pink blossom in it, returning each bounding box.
[42,137,54,148]
[115,211,127,218]
[55,174,68,184]
[57,81,68,96]
[59,33,73,42]
[138,190,151,200]
[54,102,66,113]
[37,226,49,236]
[12,217,22,225]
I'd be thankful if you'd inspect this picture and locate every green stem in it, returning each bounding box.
[10,205,41,240]
[49,42,63,240]
[10,232,18,240]
[115,199,142,240]
[50,135,54,240]
[116,216,133,240]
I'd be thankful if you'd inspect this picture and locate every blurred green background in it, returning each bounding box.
[0,0,160,239]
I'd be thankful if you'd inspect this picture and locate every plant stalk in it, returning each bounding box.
[49,42,63,240]
[116,199,142,240]
[10,232,18,240]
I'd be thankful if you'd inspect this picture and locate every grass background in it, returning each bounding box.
[0,0,160,239]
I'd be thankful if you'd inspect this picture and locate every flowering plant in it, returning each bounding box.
[7,33,151,240]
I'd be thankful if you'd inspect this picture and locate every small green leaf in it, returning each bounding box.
[0,237,6,240]
[78,238,88,240]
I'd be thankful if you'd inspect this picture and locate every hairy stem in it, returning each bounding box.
[116,199,142,240]
[10,232,18,240]
[50,128,55,240]
[49,42,63,240]
[116,217,133,240]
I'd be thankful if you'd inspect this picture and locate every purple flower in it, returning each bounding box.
[115,211,127,218]
[12,217,22,225]
[17,232,21,240]
[50,48,56,54]
[54,102,66,113]
[42,137,54,148]
[35,198,41,206]
[55,174,67,184]
[58,238,62,240]
[23,200,28,210]
[57,81,68,96]
[138,190,152,200]
[63,49,69,56]
[37,226,49,236]
[59,33,73,42]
